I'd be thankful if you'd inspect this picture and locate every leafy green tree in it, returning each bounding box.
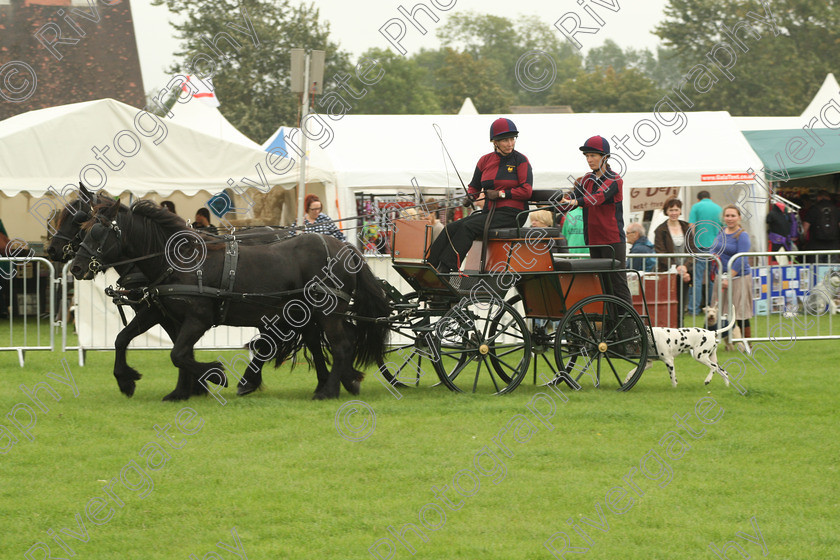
[434,48,512,114]
[349,49,440,114]
[654,0,840,115]
[549,66,664,113]
[436,12,582,106]
[152,0,352,142]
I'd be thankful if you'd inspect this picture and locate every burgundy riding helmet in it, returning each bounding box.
[579,135,610,155]
[490,118,519,141]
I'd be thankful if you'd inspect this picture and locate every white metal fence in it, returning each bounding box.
[726,250,840,342]
[1,253,837,366]
[60,263,258,366]
[0,257,57,366]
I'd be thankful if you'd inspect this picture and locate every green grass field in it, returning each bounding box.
[0,330,837,559]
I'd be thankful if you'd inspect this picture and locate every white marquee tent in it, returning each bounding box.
[321,112,767,244]
[0,98,323,198]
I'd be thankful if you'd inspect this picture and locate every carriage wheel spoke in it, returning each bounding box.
[447,352,478,382]
[472,358,483,392]
[604,354,623,385]
[486,361,502,393]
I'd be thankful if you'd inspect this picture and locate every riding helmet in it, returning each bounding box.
[579,135,610,155]
[490,118,519,141]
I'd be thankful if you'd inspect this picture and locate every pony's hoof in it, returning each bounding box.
[207,362,228,387]
[162,391,190,402]
[116,378,136,397]
[237,382,260,396]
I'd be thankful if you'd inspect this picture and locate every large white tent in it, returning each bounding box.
[168,95,263,150]
[321,112,767,244]
[0,98,313,198]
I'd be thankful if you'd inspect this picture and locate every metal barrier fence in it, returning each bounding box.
[0,257,57,366]
[627,252,724,333]
[4,252,836,367]
[726,250,840,342]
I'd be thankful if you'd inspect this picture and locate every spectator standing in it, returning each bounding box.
[161,200,177,214]
[561,205,587,254]
[803,189,840,263]
[766,201,796,265]
[711,205,752,339]
[626,222,655,272]
[688,190,722,315]
[192,208,219,235]
[654,197,694,326]
[296,194,346,242]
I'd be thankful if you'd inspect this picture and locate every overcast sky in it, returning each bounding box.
[132,0,671,92]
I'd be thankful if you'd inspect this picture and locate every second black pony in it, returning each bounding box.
[70,198,390,400]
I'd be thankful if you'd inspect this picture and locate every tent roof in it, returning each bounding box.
[742,128,840,180]
[458,97,479,115]
[801,73,840,118]
[734,116,804,131]
[169,98,261,150]
[0,98,320,197]
[261,126,336,178]
[324,112,763,191]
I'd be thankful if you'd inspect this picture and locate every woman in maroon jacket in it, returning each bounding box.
[427,118,533,273]
[561,135,631,304]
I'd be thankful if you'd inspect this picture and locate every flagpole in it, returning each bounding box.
[296,55,310,228]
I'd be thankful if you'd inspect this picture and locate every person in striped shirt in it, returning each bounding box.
[296,194,346,242]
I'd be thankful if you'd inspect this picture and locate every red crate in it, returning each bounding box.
[632,272,679,328]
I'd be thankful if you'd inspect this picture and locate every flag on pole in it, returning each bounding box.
[182,75,220,107]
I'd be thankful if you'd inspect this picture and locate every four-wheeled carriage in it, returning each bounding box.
[377,191,654,394]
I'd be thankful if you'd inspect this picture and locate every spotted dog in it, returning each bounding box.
[626,308,736,388]
[704,304,744,352]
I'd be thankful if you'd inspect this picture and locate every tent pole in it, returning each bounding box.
[296,54,310,228]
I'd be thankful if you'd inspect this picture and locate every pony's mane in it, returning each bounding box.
[83,197,129,231]
[55,193,97,230]
[130,200,189,233]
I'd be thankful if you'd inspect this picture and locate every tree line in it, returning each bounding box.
[155,0,840,143]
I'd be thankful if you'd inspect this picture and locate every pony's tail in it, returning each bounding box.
[272,330,305,369]
[351,259,390,368]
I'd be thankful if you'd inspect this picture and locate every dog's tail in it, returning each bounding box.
[715,305,738,335]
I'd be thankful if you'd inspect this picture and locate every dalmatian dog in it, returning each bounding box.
[704,304,744,352]
[626,307,736,388]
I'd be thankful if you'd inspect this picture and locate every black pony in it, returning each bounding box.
[45,186,217,398]
[70,198,390,400]
[46,188,317,400]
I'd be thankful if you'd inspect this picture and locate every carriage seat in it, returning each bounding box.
[530,189,565,203]
[488,227,563,239]
[552,258,619,272]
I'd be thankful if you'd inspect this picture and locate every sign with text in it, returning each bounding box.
[629,187,681,212]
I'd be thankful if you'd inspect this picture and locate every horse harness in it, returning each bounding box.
[106,234,352,326]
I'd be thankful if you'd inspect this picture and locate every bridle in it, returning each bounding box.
[78,218,122,274]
